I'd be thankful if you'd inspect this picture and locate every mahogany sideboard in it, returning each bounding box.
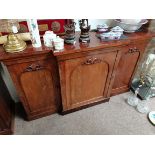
[0,32,154,120]
[0,72,14,134]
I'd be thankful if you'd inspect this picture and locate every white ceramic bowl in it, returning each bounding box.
[121,19,142,24]
[114,19,148,33]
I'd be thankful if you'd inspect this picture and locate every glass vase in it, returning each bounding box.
[136,97,150,114]
[127,90,139,106]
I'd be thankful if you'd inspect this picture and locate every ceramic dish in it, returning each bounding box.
[111,26,124,34]
[43,31,57,47]
[97,24,109,32]
[53,36,64,50]
[121,19,142,24]
[148,111,155,125]
[100,31,122,40]
[114,19,148,33]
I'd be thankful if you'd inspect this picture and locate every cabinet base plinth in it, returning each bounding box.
[60,98,110,115]
[0,129,13,135]
[26,110,58,121]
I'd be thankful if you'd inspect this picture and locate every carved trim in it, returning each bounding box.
[24,63,44,72]
[128,47,140,53]
[82,57,102,65]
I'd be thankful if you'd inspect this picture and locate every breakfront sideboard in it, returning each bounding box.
[0,32,154,121]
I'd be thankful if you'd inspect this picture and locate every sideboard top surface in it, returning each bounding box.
[53,31,155,57]
[0,31,154,61]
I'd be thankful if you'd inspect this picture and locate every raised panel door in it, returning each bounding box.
[20,69,55,112]
[59,50,117,112]
[7,58,60,120]
[111,41,149,96]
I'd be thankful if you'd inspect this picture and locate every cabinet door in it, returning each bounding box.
[111,41,149,96]
[7,58,60,120]
[59,50,117,112]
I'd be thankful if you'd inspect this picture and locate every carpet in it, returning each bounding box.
[14,92,155,135]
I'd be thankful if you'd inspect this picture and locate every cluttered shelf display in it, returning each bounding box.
[0,19,154,124]
[96,19,150,41]
[0,19,151,53]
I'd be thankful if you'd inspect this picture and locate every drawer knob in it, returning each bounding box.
[83,57,102,65]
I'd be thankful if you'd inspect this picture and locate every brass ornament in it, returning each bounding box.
[0,19,27,53]
[3,33,27,53]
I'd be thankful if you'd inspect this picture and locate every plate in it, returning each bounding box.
[148,111,155,125]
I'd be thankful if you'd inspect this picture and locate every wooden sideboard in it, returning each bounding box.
[0,72,14,134]
[0,31,154,120]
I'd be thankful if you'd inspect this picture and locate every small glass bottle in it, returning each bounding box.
[127,89,139,106]
[136,96,150,114]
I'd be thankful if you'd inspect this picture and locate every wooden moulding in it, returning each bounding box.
[60,98,110,115]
